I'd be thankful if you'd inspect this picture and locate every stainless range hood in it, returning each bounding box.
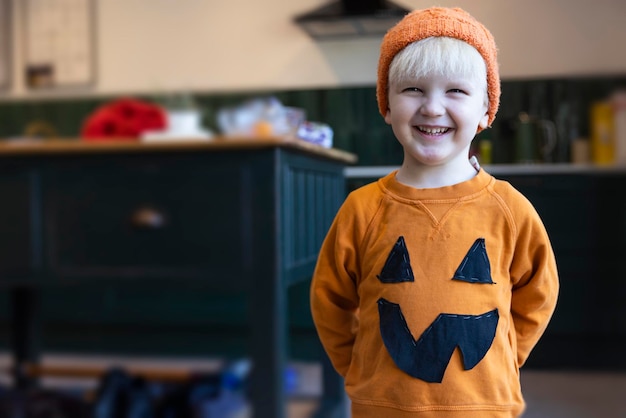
[294,0,410,39]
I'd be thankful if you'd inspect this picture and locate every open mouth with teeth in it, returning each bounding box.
[416,126,450,135]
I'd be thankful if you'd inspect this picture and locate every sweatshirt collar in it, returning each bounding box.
[378,168,493,201]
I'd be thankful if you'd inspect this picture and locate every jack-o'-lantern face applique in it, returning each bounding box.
[377,236,499,383]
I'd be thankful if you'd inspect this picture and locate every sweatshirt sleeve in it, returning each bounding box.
[310,193,366,377]
[509,199,560,367]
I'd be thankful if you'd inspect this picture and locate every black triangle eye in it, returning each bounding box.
[377,236,415,283]
[453,238,495,284]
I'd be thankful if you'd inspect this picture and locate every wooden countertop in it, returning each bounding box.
[345,163,626,178]
[0,136,358,164]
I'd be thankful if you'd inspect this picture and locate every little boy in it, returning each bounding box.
[310,7,559,418]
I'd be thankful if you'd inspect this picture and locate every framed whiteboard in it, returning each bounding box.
[23,0,95,89]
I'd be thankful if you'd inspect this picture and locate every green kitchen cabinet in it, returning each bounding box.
[0,138,356,418]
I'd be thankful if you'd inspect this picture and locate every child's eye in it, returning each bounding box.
[403,87,423,93]
[448,88,466,94]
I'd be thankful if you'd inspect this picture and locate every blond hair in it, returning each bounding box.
[388,37,488,105]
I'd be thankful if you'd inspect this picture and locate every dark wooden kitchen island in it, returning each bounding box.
[0,136,356,418]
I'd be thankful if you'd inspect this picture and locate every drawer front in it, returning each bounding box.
[44,155,261,282]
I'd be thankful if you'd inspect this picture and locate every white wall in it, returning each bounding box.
[5,0,626,100]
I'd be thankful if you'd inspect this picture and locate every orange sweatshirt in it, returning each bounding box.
[310,169,559,417]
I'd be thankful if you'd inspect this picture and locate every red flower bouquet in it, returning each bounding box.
[81,98,167,141]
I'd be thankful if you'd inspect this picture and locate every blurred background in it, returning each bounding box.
[0,0,624,417]
[0,0,624,164]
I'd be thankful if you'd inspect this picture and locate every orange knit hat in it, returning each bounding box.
[376,7,500,130]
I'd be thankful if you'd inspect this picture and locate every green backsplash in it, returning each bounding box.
[0,76,625,165]
[0,76,624,359]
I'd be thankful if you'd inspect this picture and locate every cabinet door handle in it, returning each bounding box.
[130,207,167,229]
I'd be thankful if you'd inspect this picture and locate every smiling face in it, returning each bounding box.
[384,37,489,184]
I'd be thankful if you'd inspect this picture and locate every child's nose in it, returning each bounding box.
[419,95,445,117]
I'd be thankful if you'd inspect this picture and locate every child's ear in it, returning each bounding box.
[478,111,489,130]
[384,109,392,125]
